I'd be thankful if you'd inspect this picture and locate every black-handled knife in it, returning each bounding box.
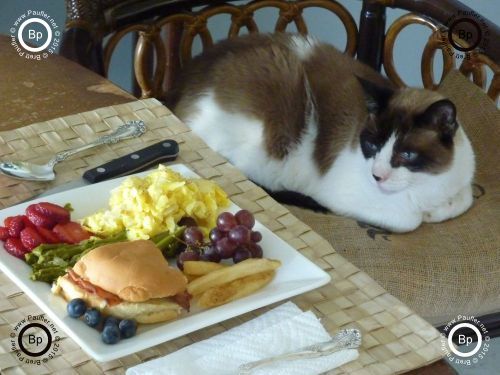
[82,140,179,183]
[23,140,180,199]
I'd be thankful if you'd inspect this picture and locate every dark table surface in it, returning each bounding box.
[0,34,134,131]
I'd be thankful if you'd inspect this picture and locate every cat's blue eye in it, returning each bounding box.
[400,151,418,161]
[364,141,378,152]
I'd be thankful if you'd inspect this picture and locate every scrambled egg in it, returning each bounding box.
[81,166,229,240]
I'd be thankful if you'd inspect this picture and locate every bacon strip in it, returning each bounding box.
[67,269,190,309]
[67,269,122,306]
[173,290,191,311]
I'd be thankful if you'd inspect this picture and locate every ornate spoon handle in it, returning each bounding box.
[238,329,361,374]
[48,121,146,167]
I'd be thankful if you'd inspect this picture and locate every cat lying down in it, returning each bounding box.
[168,33,475,233]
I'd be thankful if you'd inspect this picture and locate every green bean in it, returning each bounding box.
[25,252,38,265]
[30,266,67,283]
[153,226,185,257]
[38,244,87,264]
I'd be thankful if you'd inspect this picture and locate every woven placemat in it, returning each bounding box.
[0,99,444,374]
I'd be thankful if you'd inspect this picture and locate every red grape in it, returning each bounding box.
[233,247,251,263]
[177,250,200,270]
[228,225,251,245]
[200,245,221,263]
[209,228,225,243]
[248,243,263,258]
[235,210,255,229]
[250,231,262,243]
[215,237,237,259]
[216,212,237,231]
[183,226,204,246]
[178,217,197,227]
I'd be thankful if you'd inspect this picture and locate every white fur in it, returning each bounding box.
[372,135,398,185]
[184,91,321,194]
[184,93,475,233]
[289,35,317,60]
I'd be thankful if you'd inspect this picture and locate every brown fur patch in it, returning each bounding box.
[171,34,307,159]
[170,34,456,175]
[393,129,453,173]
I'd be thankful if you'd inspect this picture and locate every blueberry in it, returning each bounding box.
[103,316,120,327]
[67,298,86,318]
[119,319,137,339]
[102,324,121,345]
[84,308,101,328]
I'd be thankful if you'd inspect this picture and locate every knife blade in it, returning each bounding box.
[37,140,179,197]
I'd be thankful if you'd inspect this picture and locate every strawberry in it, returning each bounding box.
[53,222,91,244]
[36,227,60,244]
[21,215,36,229]
[4,238,29,259]
[26,205,56,229]
[33,203,70,224]
[20,227,44,251]
[4,216,25,237]
[0,227,9,241]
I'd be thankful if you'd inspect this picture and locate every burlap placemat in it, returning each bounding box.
[287,70,500,326]
[0,99,443,374]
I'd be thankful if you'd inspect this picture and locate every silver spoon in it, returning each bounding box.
[0,120,146,181]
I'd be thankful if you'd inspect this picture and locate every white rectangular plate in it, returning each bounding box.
[0,164,331,362]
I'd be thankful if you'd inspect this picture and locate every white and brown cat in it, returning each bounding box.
[168,33,475,232]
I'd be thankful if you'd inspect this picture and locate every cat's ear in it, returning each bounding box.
[356,76,394,114]
[419,99,458,136]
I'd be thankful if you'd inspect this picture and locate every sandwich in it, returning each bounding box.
[52,240,189,323]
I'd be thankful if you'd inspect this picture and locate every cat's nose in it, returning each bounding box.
[372,174,382,182]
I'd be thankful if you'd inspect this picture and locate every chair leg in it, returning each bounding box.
[164,22,183,93]
[357,0,386,71]
[60,27,105,76]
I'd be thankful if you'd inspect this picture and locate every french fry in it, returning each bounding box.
[183,260,226,276]
[185,274,200,283]
[187,258,281,296]
[197,270,275,308]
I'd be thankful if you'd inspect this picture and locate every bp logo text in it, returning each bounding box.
[441,315,490,366]
[10,10,60,60]
[438,9,490,61]
[10,315,61,365]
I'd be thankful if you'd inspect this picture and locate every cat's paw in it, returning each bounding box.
[423,185,473,223]
[423,203,460,222]
[423,210,445,223]
[371,212,422,233]
[385,219,422,233]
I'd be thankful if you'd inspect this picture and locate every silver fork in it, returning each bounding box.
[238,328,361,374]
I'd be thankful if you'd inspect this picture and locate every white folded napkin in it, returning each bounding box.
[127,302,360,375]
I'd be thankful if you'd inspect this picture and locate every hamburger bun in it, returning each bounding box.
[73,240,187,302]
[53,274,181,323]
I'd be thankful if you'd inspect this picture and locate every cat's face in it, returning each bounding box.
[357,80,458,193]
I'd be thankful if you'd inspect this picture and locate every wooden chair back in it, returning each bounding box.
[61,0,500,104]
